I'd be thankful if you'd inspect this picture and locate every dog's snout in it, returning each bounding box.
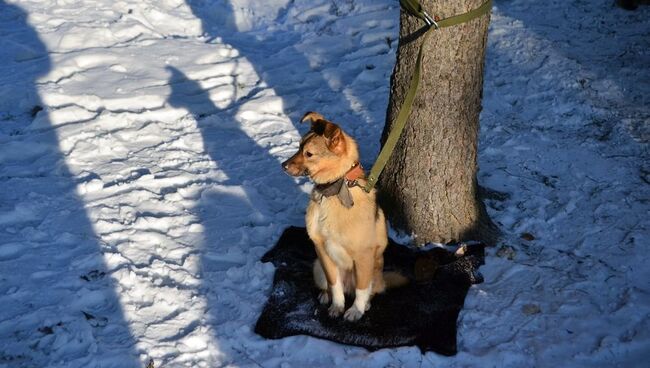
[281,160,290,171]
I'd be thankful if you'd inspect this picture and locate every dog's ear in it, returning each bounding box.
[300,111,326,132]
[301,111,345,152]
[322,122,344,152]
[300,111,331,140]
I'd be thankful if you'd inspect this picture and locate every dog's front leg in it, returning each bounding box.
[328,268,345,317]
[345,252,374,321]
[313,242,345,317]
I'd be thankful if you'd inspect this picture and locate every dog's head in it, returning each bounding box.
[282,112,359,184]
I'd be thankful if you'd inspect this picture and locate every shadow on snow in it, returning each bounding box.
[0,1,141,367]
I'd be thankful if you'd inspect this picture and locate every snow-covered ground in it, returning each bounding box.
[0,0,648,367]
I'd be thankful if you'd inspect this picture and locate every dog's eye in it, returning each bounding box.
[305,151,313,158]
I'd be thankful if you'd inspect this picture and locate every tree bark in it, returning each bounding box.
[378,0,494,244]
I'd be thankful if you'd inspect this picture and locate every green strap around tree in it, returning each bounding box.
[364,0,492,192]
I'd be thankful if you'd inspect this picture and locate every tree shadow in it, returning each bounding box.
[168,0,399,363]
[0,2,140,367]
[492,0,649,141]
[166,64,308,362]
[475,1,650,255]
[183,0,385,159]
[166,63,305,216]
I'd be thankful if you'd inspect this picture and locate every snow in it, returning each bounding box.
[0,0,648,367]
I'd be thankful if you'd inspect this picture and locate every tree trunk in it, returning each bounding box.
[378,0,494,245]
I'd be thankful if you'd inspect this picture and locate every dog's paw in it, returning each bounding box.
[328,303,344,318]
[318,291,330,305]
[343,305,364,321]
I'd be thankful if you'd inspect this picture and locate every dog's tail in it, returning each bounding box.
[383,271,409,289]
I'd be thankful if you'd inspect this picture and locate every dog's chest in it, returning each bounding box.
[324,239,353,270]
[308,197,360,270]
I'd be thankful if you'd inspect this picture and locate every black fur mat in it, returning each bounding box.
[254,227,485,355]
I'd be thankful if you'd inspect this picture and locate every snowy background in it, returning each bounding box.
[0,0,648,367]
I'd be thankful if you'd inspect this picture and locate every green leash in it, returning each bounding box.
[364,0,492,192]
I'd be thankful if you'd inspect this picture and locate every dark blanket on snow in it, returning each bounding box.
[254,226,485,355]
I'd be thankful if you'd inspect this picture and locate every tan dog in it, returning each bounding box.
[282,112,391,321]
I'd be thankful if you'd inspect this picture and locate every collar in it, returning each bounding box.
[312,162,364,208]
[314,162,364,196]
[314,177,345,198]
[344,162,364,187]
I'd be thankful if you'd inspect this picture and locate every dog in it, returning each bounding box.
[282,112,403,321]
